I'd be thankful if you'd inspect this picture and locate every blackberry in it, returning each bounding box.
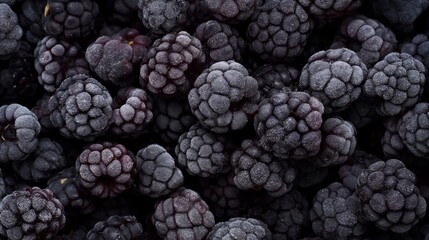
[32,94,54,134]
[109,87,153,138]
[247,0,314,62]
[254,91,324,159]
[207,217,271,240]
[139,31,206,97]
[331,14,397,67]
[136,144,184,198]
[75,142,136,198]
[356,159,427,233]
[299,48,368,114]
[364,52,426,116]
[85,197,134,228]
[381,116,407,158]
[298,0,362,20]
[152,187,215,240]
[0,4,22,58]
[291,159,328,188]
[253,64,300,100]
[85,28,151,86]
[400,34,429,74]
[0,103,41,162]
[205,0,262,23]
[310,182,367,240]
[175,123,229,177]
[343,94,380,128]
[0,169,5,201]
[188,60,260,133]
[0,187,66,240]
[113,0,139,23]
[18,0,45,45]
[48,74,113,141]
[86,215,144,240]
[34,36,90,93]
[42,0,99,39]
[230,139,297,197]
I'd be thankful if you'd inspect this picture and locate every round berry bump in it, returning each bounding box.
[86,215,144,240]
[401,34,429,75]
[0,187,66,240]
[0,3,22,58]
[356,159,427,233]
[76,142,137,198]
[205,0,262,23]
[253,64,300,100]
[152,187,215,240]
[0,103,41,162]
[299,48,368,114]
[188,60,260,133]
[136,144,184,198]
[48,74,113,141]
[364,52,426,116]
[254,91,324,159]
[382,116,407,158]
[298,0,362,20]
[207,217,271,240]
[18,0,45,45]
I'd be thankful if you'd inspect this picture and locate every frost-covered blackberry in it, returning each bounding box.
[207,217,271,240]
[253,64,300,99]
[205,0,262,23]
[343,94,380,128]
[400,34,429,73]
[86,215,144,240]
[381,116,407,158]
[0,4,22,58]
[18,0,45,45]
[298,0,362,20]
[291,159,328,188]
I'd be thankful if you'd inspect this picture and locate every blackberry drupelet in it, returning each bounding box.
[0,187,66,240]
[299,48,368,114]
[136,144,184,198]
[291,159,328,188]
[18,0,45,45]
[254,91,324,159]
[356,159,427,233]
[205,0,262,23]
[42,0,99,39]
[0,103,41,162]
[75,142,136,198]
[298,0,362,20]
[139,31,206,97]
[401,34,429,74]
[364,52,426,116]
[152,187,215,240]
[48,74,113,141]
[34,36,90,93]
[0,4,22,58]
[253,64,300,100]
[207,217,271,240]
[86,215,144,240]
[175,123,229,177]
[188,60,260,133]
[247,0,314,62]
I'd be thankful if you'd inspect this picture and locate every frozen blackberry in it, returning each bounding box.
[48,74,113,141]
[298,0,362,20]
[0,103,41,163]
[12,138,66,183]
[299,48,368,114]
[343,94,380,128]
[175,123,229,177]
[18,0,45,45]
[401,34,429,74]
[34,36,90,93]
[0,4,22,58]
[113,0,139,23]
[253,64,300,100]
[381,116,407,158]
[85,197,134,228]
[310,182,367,240]
[140,31,206,97]
[207,217,271,240]
[356,159,427,233]
[85,28,151,86]
[42,0,99,39]
[291,159,328,188]
[364,52,426,116]
[254,91,324,159]
[0,187,66,240]
[188,60,260,133]
[247,0,314,62]
[0,169,5,201]
[231,139,297,197]
[109,87,153,138]
[205,0,262,23]
[32,94,54,134]
[152,187,215,240]
[76,142,136,198]
[330,14,397,67]
[136,144,184,198]
[86,215,144,240]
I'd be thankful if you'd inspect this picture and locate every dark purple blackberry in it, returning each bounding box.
[207,217,271,240]
[76,142,136,198]
[253,64,300,100]
[205,0,262,23]
[12,138,66,183]
[247,0,314,62]
[32,94,54,134]
[18,0,45,45]
[42,0,99,39]
[298,0,362,20]
[48,74,113,141]
[136,144,184,198]
[0,103,41,163]
[230,139,297,197]
[86,215,144,240]
[381,116,407,158]
[343,94,380,128]
[175,123,229,177]
[0,187,66,240]
[84,197,134,229]
[152,187,215,240]
[188,60,260,133]
[34,36,90,93]
[330,14,397,67]
[52,220,88,240]
[310,182,367,240]
[400,34,429,74]
[364,52,426,116]
[139,31,206,97]
[113,0,139,23]
[85,28,151,86]
[291,159,328,188]
[299,48,368,114]
[356,159,427,233]
[254,91,324,159]
[109,87,153,138]
[0,4,22,58]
